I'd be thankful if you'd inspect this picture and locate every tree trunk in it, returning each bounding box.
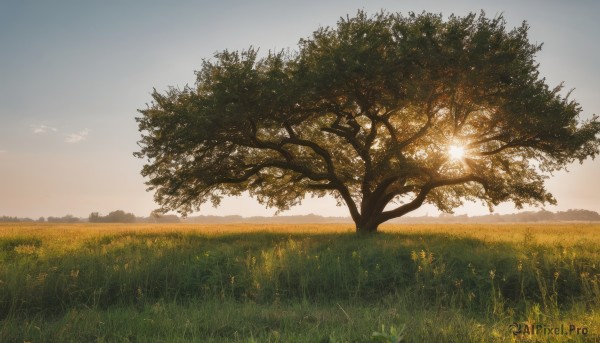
[355,217,379,234]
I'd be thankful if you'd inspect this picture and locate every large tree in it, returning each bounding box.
[136,11,599,233]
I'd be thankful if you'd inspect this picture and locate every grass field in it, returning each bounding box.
[0,223,599,342]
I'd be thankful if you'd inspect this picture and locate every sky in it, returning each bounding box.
[0,0,598,219]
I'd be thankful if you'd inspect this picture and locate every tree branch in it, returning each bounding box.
[376,174,485,224]
[397,110,433,150]
[283,121,360,220]
[378,112,398,142]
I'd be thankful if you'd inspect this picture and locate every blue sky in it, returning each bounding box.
[0,0,598,218]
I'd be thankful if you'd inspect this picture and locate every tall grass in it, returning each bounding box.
[1,223,599,342]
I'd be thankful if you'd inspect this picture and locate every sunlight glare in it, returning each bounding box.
[448,145,465,160]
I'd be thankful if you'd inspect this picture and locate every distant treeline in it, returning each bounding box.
[182,209,600,224]
[0,211,181,223]
[89,210,136,223]
[1,209,599,224]
[136,214,181,223]
[88,210,181,223]
[391,209,600,224]
[0,216,38,223]
[182,213,349,224]
[0,215,79,223]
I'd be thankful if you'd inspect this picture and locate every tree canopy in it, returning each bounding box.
[136,11,600,233]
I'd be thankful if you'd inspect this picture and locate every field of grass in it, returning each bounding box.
[0,222,599,342]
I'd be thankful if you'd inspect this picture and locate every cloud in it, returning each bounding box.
[33,125,58,134]
[65,129,90,143]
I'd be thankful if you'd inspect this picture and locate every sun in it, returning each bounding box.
[448,145,465,160]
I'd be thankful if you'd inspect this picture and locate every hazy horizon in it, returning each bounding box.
[1,0,598,218]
